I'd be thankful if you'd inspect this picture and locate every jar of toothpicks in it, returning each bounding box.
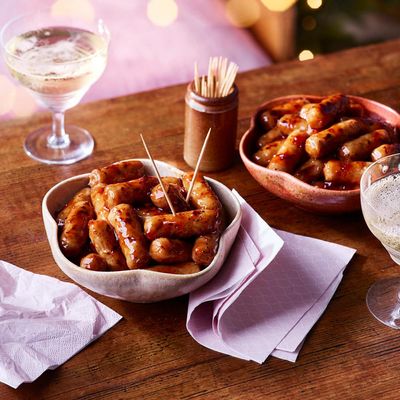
[184,57,239,172]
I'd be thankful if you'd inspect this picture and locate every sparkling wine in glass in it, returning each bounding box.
[360,153,400,328]
[0,11,109,164]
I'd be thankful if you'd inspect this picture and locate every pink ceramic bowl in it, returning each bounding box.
[239,94,400,214]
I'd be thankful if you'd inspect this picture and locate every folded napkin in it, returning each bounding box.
[187,191,356,363]
[0,260,122,389]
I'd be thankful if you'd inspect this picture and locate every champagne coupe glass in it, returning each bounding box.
[0,10,109,164]
[360,153,400,328]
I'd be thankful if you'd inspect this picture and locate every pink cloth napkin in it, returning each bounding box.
[187,191,356,363]
[0,260,122,389]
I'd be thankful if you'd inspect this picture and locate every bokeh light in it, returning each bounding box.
[147,0,178,27]
[51,0,95,22]
[299,50,314,61]
[302,16,317,31]
[0,75,16,116]
[225,0,260,28]
[261,0,297,12]
[12,87,37,118]
[306,0,322,10]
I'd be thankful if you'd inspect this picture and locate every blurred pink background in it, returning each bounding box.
[0,0,271,119]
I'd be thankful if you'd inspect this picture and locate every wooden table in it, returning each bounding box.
[1,39,400,400]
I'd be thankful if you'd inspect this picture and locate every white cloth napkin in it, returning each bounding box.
[0,260,122,389]
[187,190,356,363]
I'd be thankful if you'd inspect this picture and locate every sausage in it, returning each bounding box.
[56,187,91,227]
[300,94,349,129]
[253,140,284,167]
[150,181,189,212]
[258,98,310,131]
[276,114,308,134]
[323,160,371,186]
[371,143,400,161]
[192,233,219,267]
[267,130,309,173]
[182,173,222,212]
[60,200,95,258]
[89,160,145,187]
[144,210,219,240]
[149,238,192,264]
[80,253,108,271]
[305,119,366,159]
[146,262,200,275]
[108,204,150,269]
[90,184,109,221]
[339,129,391,160]
[105,176,158,209]
[256,127,285,148]
[88,220,128,271]
[294,159,325,183]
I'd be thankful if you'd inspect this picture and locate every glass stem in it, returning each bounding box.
[48,111,70,149]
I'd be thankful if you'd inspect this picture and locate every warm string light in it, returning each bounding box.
[261,0,297,12]
[225,0,260,28]
[299,50,314,61]
[307,0,323,10]
[147,0,178,27]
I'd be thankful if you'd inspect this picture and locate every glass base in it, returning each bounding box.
[24,125,94,165]
[366,277,400,329]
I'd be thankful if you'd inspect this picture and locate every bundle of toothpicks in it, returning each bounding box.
[194,57,239,98]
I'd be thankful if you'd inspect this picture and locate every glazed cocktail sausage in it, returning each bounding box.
[371,143,400,161]
[294,159,325,183]
[80,253,108,271]
[268,130,309,173]
[108,204,150,269]
[276,114,308,134]
[89,160,145,187]
[90,184,109,221]
[258,98,309,131]
[253,140,284,167]
[105,176,158,209]
[88,220,128,271]
[192,233,219,267]
[305,119,366,159]
[339,129,390,160]
[182,173,222,212]
[323,160,371,185]
[150,180,188,213]
[144,210,219,241]
[57,187,91,227]
[60,200,94,258]
[300,94,349,129]
[256,127,285,148]
[149,238,192,264]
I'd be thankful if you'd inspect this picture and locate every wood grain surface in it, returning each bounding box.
[1,39,400,400]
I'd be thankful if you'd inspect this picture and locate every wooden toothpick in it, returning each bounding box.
[185,127,212,203]
[140,134,176,216]
[194,61,199,94]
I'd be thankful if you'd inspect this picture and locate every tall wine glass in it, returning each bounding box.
[360,153,400,328]
[0,10,109,164]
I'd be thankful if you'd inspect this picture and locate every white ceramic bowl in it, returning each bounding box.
[42,159,242,303]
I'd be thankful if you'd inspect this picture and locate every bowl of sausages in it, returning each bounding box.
[239,94,400,213]
[42,159,241,302]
